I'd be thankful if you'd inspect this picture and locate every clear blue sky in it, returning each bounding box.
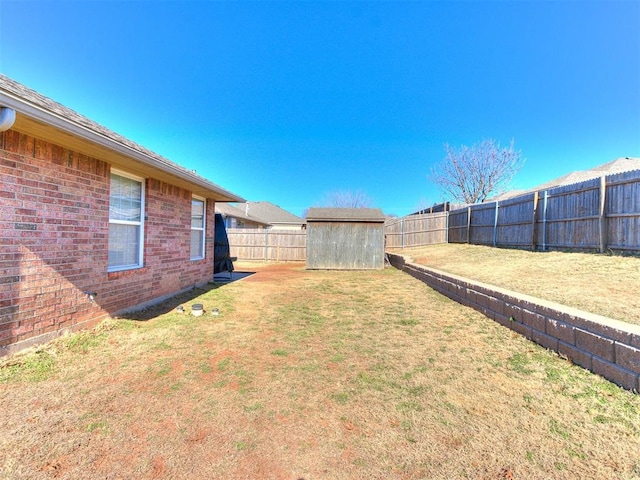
[1,1,639,217]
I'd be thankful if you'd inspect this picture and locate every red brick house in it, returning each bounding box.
[0,75,243,356]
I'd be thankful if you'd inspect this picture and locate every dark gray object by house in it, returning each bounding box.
[305,208,386,270]
[214,213,235,274]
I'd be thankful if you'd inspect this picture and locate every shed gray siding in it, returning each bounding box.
[306,208,385,270]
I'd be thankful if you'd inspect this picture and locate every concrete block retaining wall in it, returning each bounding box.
[387,252,640,393]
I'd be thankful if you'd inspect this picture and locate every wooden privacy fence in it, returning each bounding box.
[226,169,640,260]
[226,228,306,261]
[420,169,640,253]
[384,212,448,249]
[448,193,539,248]
[389,169,640,253]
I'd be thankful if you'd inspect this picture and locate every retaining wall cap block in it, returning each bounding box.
[563,309,638,343]
[516,298,534,311]
[502,293,522,306]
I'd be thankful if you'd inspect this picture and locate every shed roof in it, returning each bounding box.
[306,208,385,223]
[0,74,243,202]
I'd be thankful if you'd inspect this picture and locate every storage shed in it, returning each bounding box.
[306,208,386,270]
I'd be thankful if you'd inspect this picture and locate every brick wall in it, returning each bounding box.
[1,130,215,356]
[387,253,640,393]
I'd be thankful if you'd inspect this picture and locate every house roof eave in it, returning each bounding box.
[0,82,244,203]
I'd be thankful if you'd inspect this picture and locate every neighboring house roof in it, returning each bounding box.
[590,157,640,173]
[233,201,305,226]
[408,201,465,216]
[215,203,270,227]
[0,74,243,202]
[306,208,386,223]
[491,157,640,201]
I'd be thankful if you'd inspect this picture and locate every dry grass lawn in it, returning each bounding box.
[396,243,640,326]
[1,262,639,479]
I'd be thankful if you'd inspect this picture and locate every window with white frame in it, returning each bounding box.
[191,197,206,260]
[108,171,145,271]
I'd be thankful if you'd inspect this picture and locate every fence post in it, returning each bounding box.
[401,218,405,249]
[542,191,548,251]
[445,211,449,244]
[493,201,500,247]
[531,191,539,251]
[599,175,607,253]
[264,229,269,261]
[466,206,471,243]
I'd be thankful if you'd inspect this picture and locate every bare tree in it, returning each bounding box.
[429,139,524,203]
[319,189,373,208]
